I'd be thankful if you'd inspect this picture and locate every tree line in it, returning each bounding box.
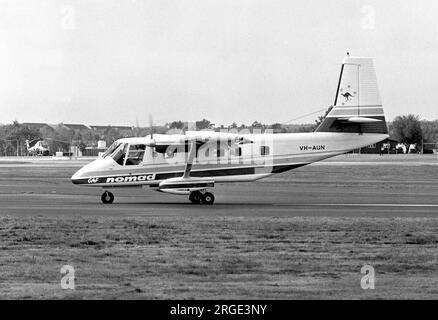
[0,114,437,156]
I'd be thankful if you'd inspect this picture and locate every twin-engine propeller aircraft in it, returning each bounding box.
[72,56,389,204]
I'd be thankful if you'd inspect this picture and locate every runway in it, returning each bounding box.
[1,194,438,217]
[0,155,438,217]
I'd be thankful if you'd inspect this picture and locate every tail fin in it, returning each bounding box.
[315,56,388,134]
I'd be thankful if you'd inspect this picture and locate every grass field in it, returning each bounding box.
[0,215,437,299]
[0,154,437,299]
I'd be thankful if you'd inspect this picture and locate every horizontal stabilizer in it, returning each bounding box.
[340,117,382,123]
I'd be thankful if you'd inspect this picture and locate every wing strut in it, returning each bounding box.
[183,140,197,178]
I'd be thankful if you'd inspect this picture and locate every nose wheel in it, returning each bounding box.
[101,191,114,204]
[189,191,215,205]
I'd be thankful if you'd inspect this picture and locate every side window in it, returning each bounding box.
[197,144,212,159]
[125,144,146,166]
[164,150,174,159]
[231,147,242,157]
[164,145,177,159]
[260,146,270,156]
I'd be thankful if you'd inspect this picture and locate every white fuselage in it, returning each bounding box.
[71,132,388,189]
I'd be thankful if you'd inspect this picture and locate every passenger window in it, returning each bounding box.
[163,145,177,159]
[260,146,270,156]
[164,151,174,159]
[125,144,146,166]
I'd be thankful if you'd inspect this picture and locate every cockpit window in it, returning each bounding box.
[102,141,121,158]
[125,144,146,166]
[111,143,128,165]
[109,143,146,166]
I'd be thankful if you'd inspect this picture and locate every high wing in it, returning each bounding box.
[155,131,252,195]
[184,131,253,146]
[152,131,253,153]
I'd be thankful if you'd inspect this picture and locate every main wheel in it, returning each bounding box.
[189,191,202,204]
[201,192,215,205]
[101,191,114,204]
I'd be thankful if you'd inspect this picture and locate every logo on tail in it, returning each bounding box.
[340,85,357,104]
[341,92,354,101]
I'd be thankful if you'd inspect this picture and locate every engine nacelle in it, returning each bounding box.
[158,177,214,194]
[158,188,197,195]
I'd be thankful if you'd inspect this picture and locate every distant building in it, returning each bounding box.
[97,140,107,149]
[22,122,49,130]
[90,125,133,131]
[358,137,400,154]
[423,142,438,154]
[82,147,107,157]
[64,124,91,131]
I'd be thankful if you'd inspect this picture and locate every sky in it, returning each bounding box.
[0,0,437,126]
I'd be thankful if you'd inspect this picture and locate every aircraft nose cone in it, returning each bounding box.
[71,168,85,184]
[71,157,108,185]
[71,170,80,180]
[71,161,93,184]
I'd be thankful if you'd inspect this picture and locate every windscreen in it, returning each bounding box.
[102,141,121,158]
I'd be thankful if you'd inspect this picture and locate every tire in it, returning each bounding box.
[189,191,202,204]
[201,192,215,205]
[101,191,114,204]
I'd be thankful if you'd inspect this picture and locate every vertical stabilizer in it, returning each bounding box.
[316,57,388,134]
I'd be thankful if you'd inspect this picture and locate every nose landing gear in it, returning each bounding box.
[101,191,114,204]
[189,191,215,205]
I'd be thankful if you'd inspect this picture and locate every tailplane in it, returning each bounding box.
[315,56,388,134]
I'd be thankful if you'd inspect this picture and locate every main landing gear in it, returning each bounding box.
[189,191,215,205]
[101,191,114,204]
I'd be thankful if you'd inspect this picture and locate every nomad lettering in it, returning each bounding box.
[106,174,155,183]
[299,145,326,151]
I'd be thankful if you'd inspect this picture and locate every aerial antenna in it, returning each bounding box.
[357,63,362,134]
[135,115,140,136]
[148,114,154,139]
